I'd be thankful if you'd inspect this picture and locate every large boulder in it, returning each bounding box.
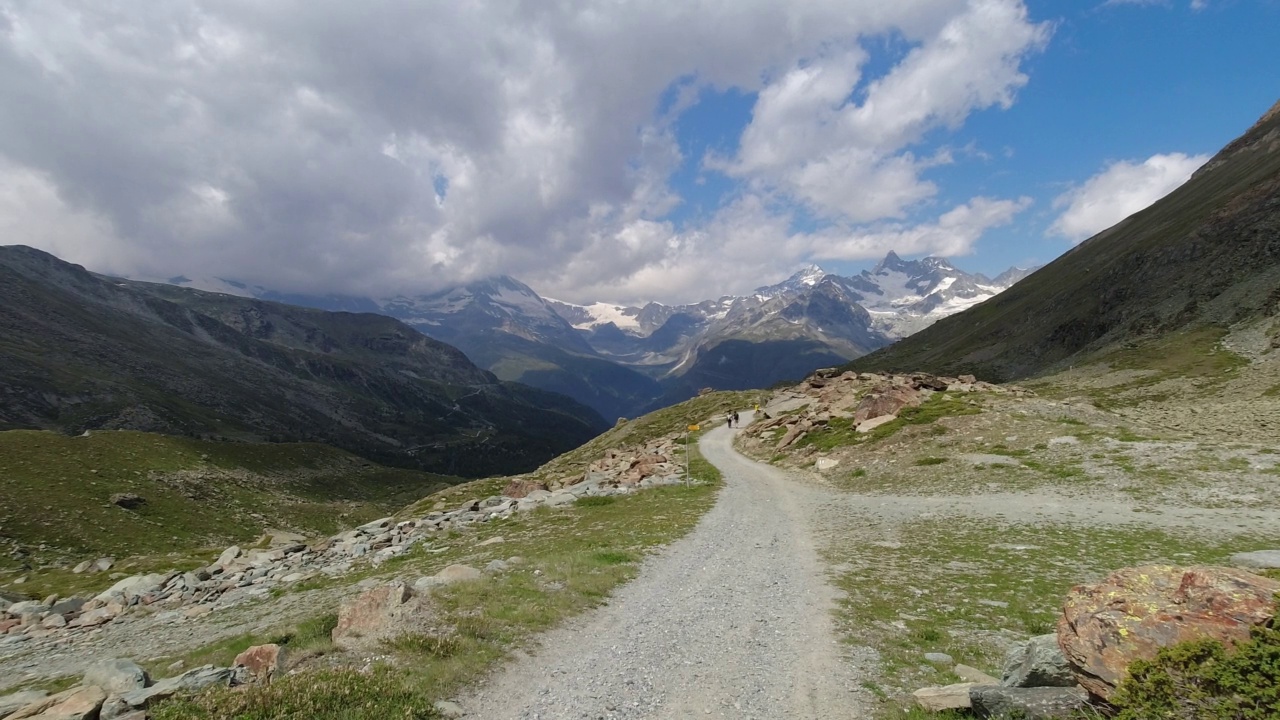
[1058,565,1280,700]
[501,479,548,499]
[853,385,922,423]
[0,690,49,718]
[331,582,425,650]
[83,658,149,695]
[1001,634,1075,688]
[234,643,286,684]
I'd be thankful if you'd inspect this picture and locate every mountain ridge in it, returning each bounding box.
[0,246,607,477]
[846,98,1280,380]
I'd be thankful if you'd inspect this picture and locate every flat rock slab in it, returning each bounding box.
[913,682,975,711]
[1230,550,1280,569]
[970,685,1089,719]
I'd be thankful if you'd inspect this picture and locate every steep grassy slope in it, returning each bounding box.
[0,246,607,477]
[0,429,459,572]
[849,99,1280,381]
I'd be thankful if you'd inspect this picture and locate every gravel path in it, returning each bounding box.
[461,414,868,719]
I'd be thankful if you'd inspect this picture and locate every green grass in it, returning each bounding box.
[796,394,983,452]
[1087,326,1250,409]
[152,448,726,719]
[0,429,458,593]
[914,457,948,466]
[828,517,1280,714]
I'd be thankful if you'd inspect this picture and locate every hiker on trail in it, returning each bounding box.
[732,411,739,427]
[726,413,733,427]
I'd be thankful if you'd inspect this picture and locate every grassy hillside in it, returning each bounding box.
[0,430,459,573]
[0,246,606,477]
[849,99,1280,381]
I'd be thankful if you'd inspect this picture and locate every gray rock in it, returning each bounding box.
[913,682,975,711]
[357,517,393,532]
[93,557,115,572]
[72,560,93,574]
[84,658,150,695]
[99,695,134,720]
[545,492,576,507]
[924,652,954,665]
[5,601,49,616]
[970,685,1089,719]
[485,559,510,573]
[434,564,483,584]
[216,546,241,568]
[119,665,235,708]
[434,700,466,718]
[954,664,1000,684]
[1230,549,1280,569]
[814,457,840,471]
[412,576,444,594]
[0,689,48,718]
[1001,634,1075,688]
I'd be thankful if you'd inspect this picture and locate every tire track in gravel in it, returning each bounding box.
[460,413,868,719]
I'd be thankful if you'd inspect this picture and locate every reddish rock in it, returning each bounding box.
[332,582,420,650]
[234,643,286,683]
[502,479,549,499]
[1058,565,1280,700]
[853,386,922,423]
[0,619,19,634]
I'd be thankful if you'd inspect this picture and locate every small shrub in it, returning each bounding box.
[914,457,948,466]
[849,468,867,478]
[151,667,433,720]
[1110,623,1280,720]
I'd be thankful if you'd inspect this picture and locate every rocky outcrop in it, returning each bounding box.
[1057,565,1280,700]
[331,582,423,650]
[233,644,285,684]
[742,370,1027,459]
[1,445,694,648]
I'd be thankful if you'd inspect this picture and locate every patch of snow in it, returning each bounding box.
[572,302,642,331]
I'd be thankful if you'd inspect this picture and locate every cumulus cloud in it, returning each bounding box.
[1048,153,1208,243]
[0,0,1048,303]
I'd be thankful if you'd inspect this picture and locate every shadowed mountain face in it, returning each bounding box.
[0,246,607,477]
[847,99,1280,381]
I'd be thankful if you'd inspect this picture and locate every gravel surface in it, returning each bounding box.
[461,415,869,719]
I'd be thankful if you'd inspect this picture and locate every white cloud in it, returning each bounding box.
[0,0,1049,304]
[1048,153,1209,243]
[807,196,1033,261]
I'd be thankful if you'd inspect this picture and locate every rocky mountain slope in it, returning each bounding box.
[0,246,606,477]
[847,98,1280,381]
[154,253,1028,419]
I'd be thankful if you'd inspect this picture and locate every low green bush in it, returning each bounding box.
[1110,621,1280,720]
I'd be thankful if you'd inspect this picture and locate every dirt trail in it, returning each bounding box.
[461,415,868,719]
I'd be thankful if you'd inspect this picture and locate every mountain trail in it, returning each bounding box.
[460,414,871,719]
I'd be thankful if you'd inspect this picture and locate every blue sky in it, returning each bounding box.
[0,0,1277,303]
[662,0,1279,279]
